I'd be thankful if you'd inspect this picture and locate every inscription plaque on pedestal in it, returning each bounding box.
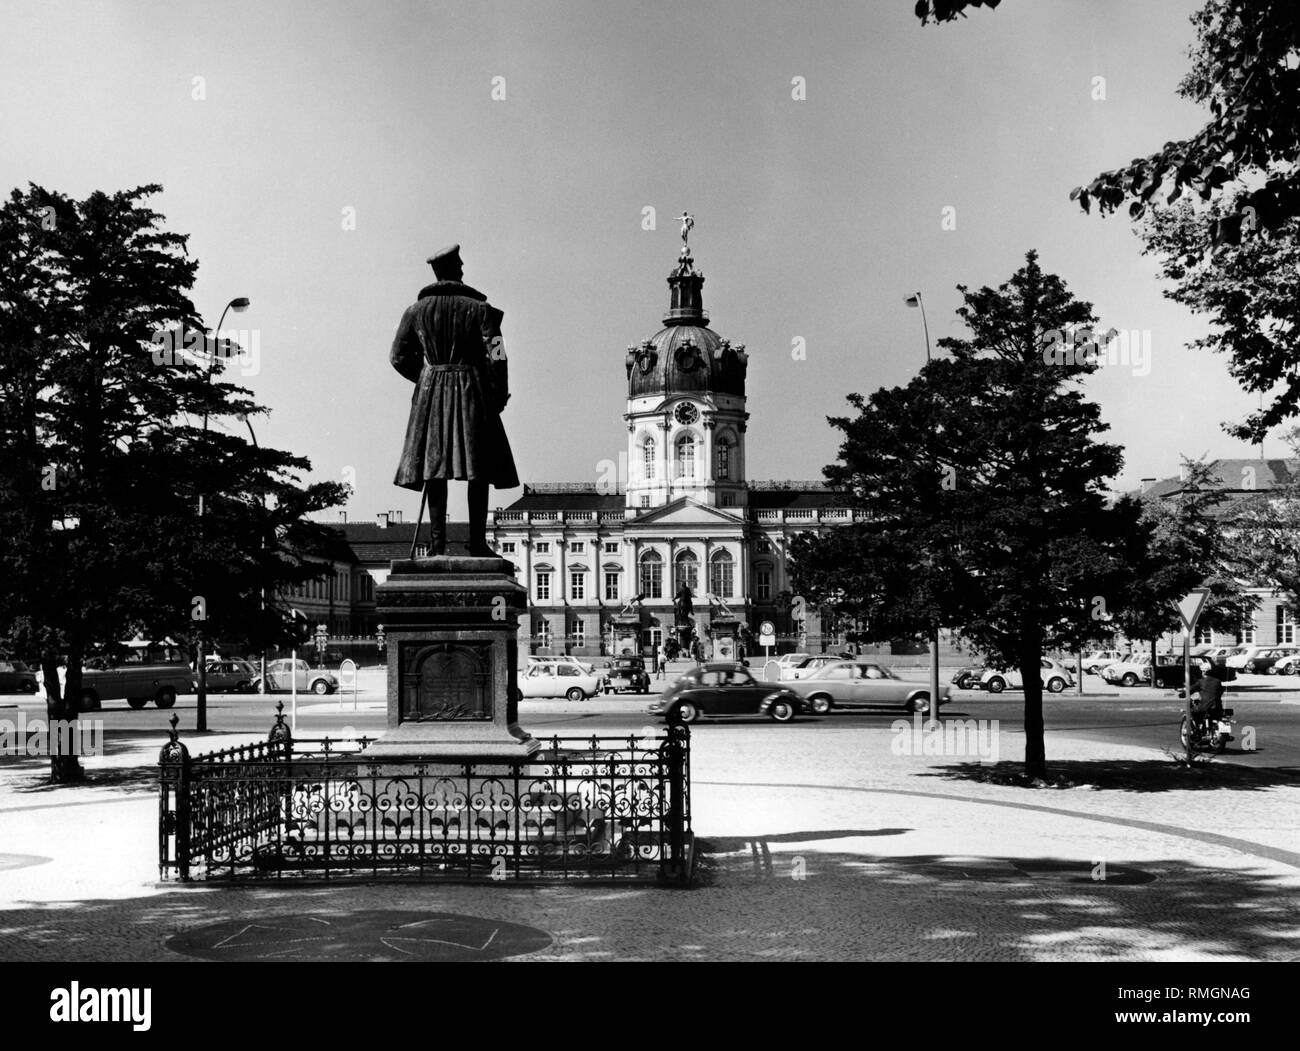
[366,556,537,758]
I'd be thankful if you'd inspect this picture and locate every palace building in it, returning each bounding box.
[476,224,858,657]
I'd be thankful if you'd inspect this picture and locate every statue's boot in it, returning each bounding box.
[466,479,495,557]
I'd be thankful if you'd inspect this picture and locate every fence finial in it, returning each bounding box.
[268,700,293,745]
[159,714,189,764]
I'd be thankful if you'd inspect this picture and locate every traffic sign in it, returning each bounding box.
[1175,588,1210,630]
[759,620,775,636]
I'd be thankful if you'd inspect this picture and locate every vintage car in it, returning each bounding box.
[605,656,651,694]
[251,658,338,696]
[980,658,1075,694]
[196,658,259,693]
[515,662,603,702]
[785,660,951,715]
[647,663,807,723]
[79,642,192,710]
[0,660,39,694]
[781,654,844,680]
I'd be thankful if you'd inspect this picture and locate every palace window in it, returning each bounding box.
[573,617,586,647]
[755,566,772,600]
[721,493,734,507]
[641,495,651,508]
[570,541,585,554]
[755,537,772,554]
[1194,624,1214,646]
[604,571,620,601]
[604,541,619,554]
[709,550,734,598]
[1238,617,1256,645]
[644,437,656,481]
[500,541,516,554]
[676,435,695,480]
[535,541,550,554]
[537,618,552,647]
[570,568,586,601]
[674,550,699,594]
[1278,607,1295,644]
[717,441,730,480]
[639,551,663,599]
[536,571,551,602]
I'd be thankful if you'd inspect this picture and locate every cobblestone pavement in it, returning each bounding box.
[1,721,1298,962]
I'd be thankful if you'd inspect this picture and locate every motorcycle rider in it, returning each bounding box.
[1188,661,1224,726]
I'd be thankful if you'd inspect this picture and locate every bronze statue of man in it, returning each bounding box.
[391,245,519,556]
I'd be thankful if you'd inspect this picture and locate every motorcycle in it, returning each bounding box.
[1179,707,1234,754]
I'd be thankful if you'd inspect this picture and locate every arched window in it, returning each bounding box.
[674,549,699,594]
[709,550,734,598]
[643,436,656,481]
[717,440,730,480]
[676,435,695,480]
[639,550,663,599]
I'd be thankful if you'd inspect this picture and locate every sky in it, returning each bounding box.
[0,0,1259,523]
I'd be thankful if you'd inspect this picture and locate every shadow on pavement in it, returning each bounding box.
[919,757,1300,792]
[1,848,1296,961]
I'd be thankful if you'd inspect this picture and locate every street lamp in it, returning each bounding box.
[196,296,250,732]
[905,291,942,730]
[239,413,269,694]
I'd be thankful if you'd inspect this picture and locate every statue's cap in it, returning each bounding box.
[427,244,463,273]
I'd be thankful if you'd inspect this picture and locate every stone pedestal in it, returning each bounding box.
[367,556,538,758]
[709,615,741,662]
[612,613,642,657]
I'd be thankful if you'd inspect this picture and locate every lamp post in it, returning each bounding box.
[240,413,269,694]
[196,296,250,732]
[905,291,942,730]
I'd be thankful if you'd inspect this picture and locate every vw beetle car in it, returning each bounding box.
[647,662,807,723]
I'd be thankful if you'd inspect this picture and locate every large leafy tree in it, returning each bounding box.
[792,252,1136,780]
[917,0,1300,443]
[0,184,346,782]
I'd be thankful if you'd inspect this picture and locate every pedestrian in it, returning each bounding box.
[657,645,667,680]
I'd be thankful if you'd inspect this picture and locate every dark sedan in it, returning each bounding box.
[0,660,39,694]
[606,656,651,694]
[647,662,807,724]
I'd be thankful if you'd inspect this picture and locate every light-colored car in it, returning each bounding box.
[1226,644,1297,673]
[252,658,337,695]
[771,653,811,675]
[515,662,603,702]
[1269,653,1300,675]
[981,658,1076,694]
[1102,656,1152,687]
[782,654,843,680]
[1082,649,1126,675]
[784,660,951,715]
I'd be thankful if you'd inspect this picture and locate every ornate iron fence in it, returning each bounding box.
[159,707,693,884]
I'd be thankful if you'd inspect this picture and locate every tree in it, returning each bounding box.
[792,252,1136,780]
[1107,459,1257,658]
[917,1,1300,442]
[0,184,347,782]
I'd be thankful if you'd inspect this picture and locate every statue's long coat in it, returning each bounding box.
[390,281,519,490]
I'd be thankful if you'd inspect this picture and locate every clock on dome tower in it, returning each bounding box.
[622,217,749,511]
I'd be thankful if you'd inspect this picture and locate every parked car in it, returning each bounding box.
[0,660,39,694]
[1269,653,1300,675]
[515,662,603,702]
[251,658,338,695]
[196,658,259,693]
[980,658,1075,694]
[782,654,844,680]
[951,665,985,691]
[604,656,651,694]
[79,642,192,710]
[1226,644,1298,674]
[1081,649,1126,675]
[771,653,811,674]
[527,655,596,675]
[1102,656,1152,687]
[647,663,807,723]
[785,660,951,715]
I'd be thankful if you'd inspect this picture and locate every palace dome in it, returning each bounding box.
[626,234,747,400]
